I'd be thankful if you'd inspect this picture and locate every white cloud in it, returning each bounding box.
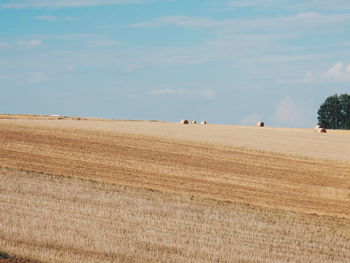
[16,39,42,48]
[228,0,258,8]
[150,88,190,96]
[28,72,50,83]
[242,54,321,64]
[46,34,92,41]
[0,0,150,9]
[304,62,350,83]
[120,64,144,74]
[64,65,77,72]
[326,62,350,82]
[228,0,350,11]
[34,15,75,21]
[336,41,350,47]
[125,12,350,33]
[304,71,314,84]
[150,88,176,95]
[272,97,304,126]
[198,89,216,99]
[150,88,215,100]
[274,98,296,121]
[239,114,262,126]
[84,40,121,48]
[0,42,12,48]
[99,12,350,73]
[130,16,217,28]
[34,15,57,21]
[0,39,43,49]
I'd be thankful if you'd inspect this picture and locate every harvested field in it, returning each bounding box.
[0,119,349,218]
[0,117,350,262]
[0,168,349,263]
[1,117,350,161]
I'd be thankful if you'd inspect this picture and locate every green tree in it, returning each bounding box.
[339,94,350,129]
[317,94,350,130]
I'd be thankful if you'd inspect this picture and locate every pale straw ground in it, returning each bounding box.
[1,117,350,161]
[0,116,349,262]
[1,168,349,263]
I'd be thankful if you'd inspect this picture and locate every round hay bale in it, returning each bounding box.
[257,121,264,127]
[314,125,320,130]
[200,121,207,124]
[317,128,327,133]
[191,120,197,124]
[180,120,189,124]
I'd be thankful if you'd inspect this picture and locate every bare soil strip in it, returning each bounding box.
[0,121,349,218]
[0,258,38,263]
[1,168,349,263]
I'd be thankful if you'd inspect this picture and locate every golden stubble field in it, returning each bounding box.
[1,168,349,263]
[0,116,350,262]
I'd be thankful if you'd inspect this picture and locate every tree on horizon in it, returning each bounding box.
[317,94,350,130]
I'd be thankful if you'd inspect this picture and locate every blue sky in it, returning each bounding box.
[1,0,350,127]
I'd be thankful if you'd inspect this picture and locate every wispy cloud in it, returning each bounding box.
[228,0,350,11]
[326,62,350,82]
[34,15,57,21]
[34,15,74,21]
[150,88,216,100]
[0,42,12,49]
[84,40,121,48]
[336,41,350,47]
[0,39,43,48]
[28,72,50,83]
[64,64,77,72]
[198,89,216,100]
[150,88,183,95]
[17,39,42,48]
[241,54,322,64]
[0,0,151,9]
[120,64,144,74]
[45,34,92,40]
[239,114,262,126]
[271,97,306,127]
[126,12,350,34]
[130,16,217,28]
[304,62,350,83]
[273,97,300,122]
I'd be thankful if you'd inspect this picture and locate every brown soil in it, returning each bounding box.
[0,256,37,263]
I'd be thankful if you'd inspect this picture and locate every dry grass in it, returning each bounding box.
[1,116,350,262]
[1,117,350,161]
[1,168,349,263]
[0,120,349,218]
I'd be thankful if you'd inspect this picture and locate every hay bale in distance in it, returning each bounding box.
[200,121,207,124]
[180,120,189,124]
[257,121,264,127]
[314,125,320,130]
[191,120,197,124]
[317,128,327,133]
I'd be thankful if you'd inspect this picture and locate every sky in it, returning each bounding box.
[1,0,350,127]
